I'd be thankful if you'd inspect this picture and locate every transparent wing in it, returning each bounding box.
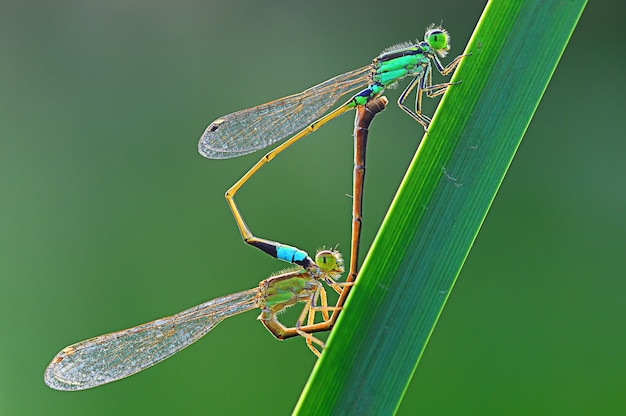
[44,288,259,391]
[198,65,371,159]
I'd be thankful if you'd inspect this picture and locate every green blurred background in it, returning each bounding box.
[1,0,624,414]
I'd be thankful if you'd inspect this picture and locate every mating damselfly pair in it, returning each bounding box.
[44,25,467,391]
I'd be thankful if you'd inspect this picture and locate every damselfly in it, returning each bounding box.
[44,250,344,391]
[198,25,466,300]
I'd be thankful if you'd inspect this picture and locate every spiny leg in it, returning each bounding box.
[398,75,432,130]
[398,52,470,131]
[433,52,470,76]
[261,307,337,342]
[324,278,353,296]
[296,284,356,356]
[398,72,458,130]
[260,286,341,357]
[296,288,331,356]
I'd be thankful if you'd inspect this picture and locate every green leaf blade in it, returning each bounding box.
[294,1,587,415]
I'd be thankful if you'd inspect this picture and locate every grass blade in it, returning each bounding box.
[294,0,587,414]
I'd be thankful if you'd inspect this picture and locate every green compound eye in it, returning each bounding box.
[426,28,449,52]
[315,250,337,272]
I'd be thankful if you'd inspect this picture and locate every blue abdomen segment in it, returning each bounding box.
[277,245,308,264]
[249,239,312,268]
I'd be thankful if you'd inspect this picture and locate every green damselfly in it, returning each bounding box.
[45,250,344,390]
[198,25,466,308]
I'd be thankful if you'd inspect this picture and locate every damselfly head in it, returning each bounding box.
[425,24,451,58]
[315,249,344,276]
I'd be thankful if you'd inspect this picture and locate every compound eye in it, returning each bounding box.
[315,250,337,272]
[426,29,449,52]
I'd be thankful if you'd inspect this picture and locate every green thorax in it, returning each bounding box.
[372,41,432,89]
[257,271,317,314]
[350,41,434,107]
